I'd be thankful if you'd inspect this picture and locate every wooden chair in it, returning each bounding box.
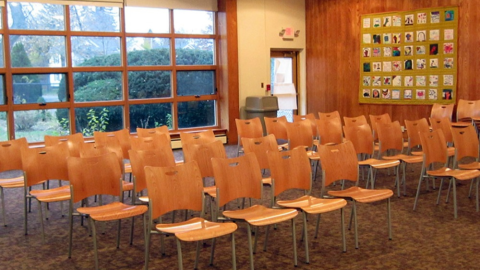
[404,118,430,156]
[269,147,347,263]
[130,133,171,151]
[44,133,84,157]
[182,140,227,200]
[128,148,176,204]
[264,116,288,149]
[317,141,393,249]
[21,143,70,240]
[455,99,480,123]
[376,121,424,196]
[315,117,343,146]
[144,162,238,270]
[286,120,320,179]
[235,117,263,156]
[180,130,216,145]
[430,103,454,122]
[429,117,456,157]
[241,134,279,186]
[79,143,134,195]
[318,110,341,120]
[343,115,368,127]
[451,125,480,208]
[93,129,131,161]
[0,137,28,227]
[414,129,480,218]
[211,152,299,269]
[343,124,401,196]
[293,113,318,142]
[94,129,133,176]
[136,125,171,141]
[67,152,148,270]
[369,113,392,142]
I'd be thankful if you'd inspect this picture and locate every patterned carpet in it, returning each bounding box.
[1,145,480,269]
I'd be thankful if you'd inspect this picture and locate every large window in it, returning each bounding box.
[0,2,219,142]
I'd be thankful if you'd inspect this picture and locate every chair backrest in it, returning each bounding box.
[129,149,177,192]
[430,103,454,122]
[182,140,226,178]
[145,161,204,220]
[44,133,84,157]
[456,99,480,122]
[451,125,479,163]
[211,152,262,208]
[317,141,358,189]
[293,113,318,137]
[180,130,216,146]
[235,117,263,144]
[404,118,430,152]
[130,133,171,151]
[67,152,123,203]
[369,113,392,141]
[343,123,375,156]
[267,146,311,197]
[343,115,368,127]
[376,121,404,155]
[21,143,70,187]
[136,126,171,141]
[79,143,125,174]
[419,129,448,168]
[429,117,454,145]
[242,134,279,170]
[264,116,288,141]
[93,129,131,159]
[315,117,343,145]
[285,120,314,150]
[0,137,28,173]
[318,110,341,121]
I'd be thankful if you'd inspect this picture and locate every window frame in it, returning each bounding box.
[0,3,220,142]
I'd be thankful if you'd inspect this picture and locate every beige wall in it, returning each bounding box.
[236,0,306,115]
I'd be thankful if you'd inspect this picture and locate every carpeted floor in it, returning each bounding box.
[1,144,480,269]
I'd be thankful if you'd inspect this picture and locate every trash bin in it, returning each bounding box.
[245,96,279,135]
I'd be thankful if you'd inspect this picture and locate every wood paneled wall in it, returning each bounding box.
[306,0,480,123]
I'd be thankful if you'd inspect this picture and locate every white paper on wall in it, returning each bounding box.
[273,83,297,110]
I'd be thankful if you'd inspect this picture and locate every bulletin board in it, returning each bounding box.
[359,7,458,105]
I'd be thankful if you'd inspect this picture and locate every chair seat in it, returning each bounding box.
[427,167,480,181]
[156,217,237,242]
[123,180,133,191]
[411,151,423,156]
[328,186,393,203]
[458,162,480,170]
[447,147,455,157]
[277,195,347,214]
[223,204,298,226]
[30,185,70,203]
[77,201,147,221]
[124,163,132,174]
[262,177,272,186]
[307,151,320,160]
[0,176,24,188]
[451,122,471,127]
[359,158,400,169]
[139,196,149,203]
[383,154,423,164]
[203,186,217,198]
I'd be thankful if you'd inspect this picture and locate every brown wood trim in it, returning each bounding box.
[218,0,239,144]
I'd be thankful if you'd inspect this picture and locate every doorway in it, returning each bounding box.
[270,51,298,122]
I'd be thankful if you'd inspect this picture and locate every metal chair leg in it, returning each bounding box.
[176,238,184,270]
[314,214,321,238]
[38,200,45,243]
[90,219,99,270]
[387,198,392,240]
[209,238,216,266]
[452,178,458,219]
[340,208,346,252]
[1,187,5,227]
[436,178,444,205]
[353,201,358,249]
[246,224,254,270]
[413,167,426,210]
[291,218,298,267]
[302,212,310,264]
[231,233,237,270]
